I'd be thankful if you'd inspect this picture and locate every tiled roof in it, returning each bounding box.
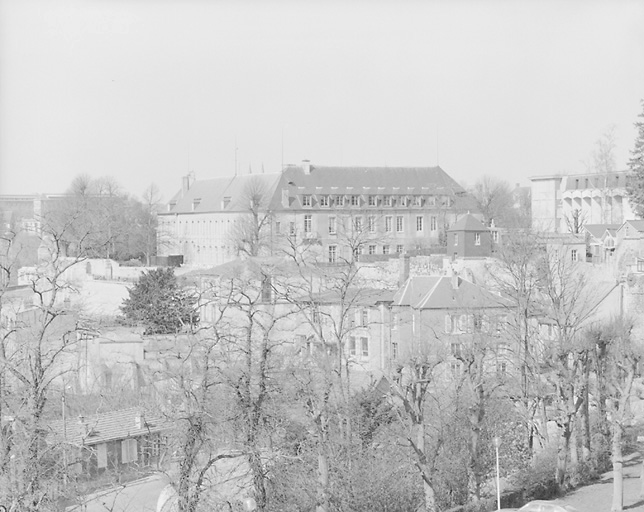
[278,165,465,194]
[162,165,476,215]
[447,214,487,232]
[48,407,172,447]
[583,224,620,239]
[310,287,395,305]
[163,173,283,214]
[393,276,510,310]
[623,220,644,233]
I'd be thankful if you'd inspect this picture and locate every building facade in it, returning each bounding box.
[158,163,479,266]
[531,171,634,233]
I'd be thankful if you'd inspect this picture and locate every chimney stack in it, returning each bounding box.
[182,175,191,196]
[302,159,311,174]
[399,254,410,286]
[451,270,459,290]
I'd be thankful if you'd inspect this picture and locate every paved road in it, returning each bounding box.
[67,474,169,512]
[559,453,644,512]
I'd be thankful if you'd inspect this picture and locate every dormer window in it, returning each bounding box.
[384,196,391,207]
[368,195,377,207]
[413,196,421,206]
[192,198,201,211]
[168,201,177,212]
[302,195,312,207]
[319,195,329,207]
[222,196,231,209]
[335,195,344,207]
[351,195,360,206]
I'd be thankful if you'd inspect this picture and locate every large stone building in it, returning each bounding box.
[158,162,478,266]
[531,170,635,233]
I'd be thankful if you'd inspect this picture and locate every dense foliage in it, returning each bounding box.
[121,268,198,334]
[627,100,644,218]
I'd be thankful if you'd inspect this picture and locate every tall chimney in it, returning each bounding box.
[182,175,191,196]
[399,254,410,286]
[302,159,311,174]
[451,270,459,290]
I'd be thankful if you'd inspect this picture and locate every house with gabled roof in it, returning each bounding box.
[390,274,512,378]
[582,224,620,264]
[48,407,172,478]
[447,213,491,259]
[614,220,644,274]
[158,163,479,266]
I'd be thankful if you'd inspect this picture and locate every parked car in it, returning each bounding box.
[500,500,580,512]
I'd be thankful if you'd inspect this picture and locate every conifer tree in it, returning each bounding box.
[626,100,644,218]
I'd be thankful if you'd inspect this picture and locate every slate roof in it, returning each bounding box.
[622,220,644,233]
[163,173,283,215]
[48,407,172,447]
[392,276,510,310]
[583,224,620,240]
[161,164,477,215]
[447,214,487,232]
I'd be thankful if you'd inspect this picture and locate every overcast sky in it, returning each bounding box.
[1,0,643,201]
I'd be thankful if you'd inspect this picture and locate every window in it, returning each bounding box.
[383,245,390,255]
[454,233,459,246]
[354,217,362,231]
[475,233,481,246]
[430,216,437,231]
[223,196,231,208]
[413,195,421,206]
[428,196,436,207]
[638,259,644,273]
[492,230,499,243]
[361,309,368,327]
[328,216,336,234]
[328,245,337,263]
[368,195,377,207]
[384,196,392,207]
[396,245,404,254]
[451,343,462,358]
[571,249,578,262]
[97,443,108,469]
[445,315,454,333]
[450,361,462,377]
[368,245,376,255]
[275,221,281,234]
[392,342,399,359]
[385,216,393,232]
[396,216,404,232]
[121,438,138,464]
[302,195,312,207]
[361,337,369,357]
[351,195,360,206]
[349,336,357,356]
[304,215,312,233]
[368,216,376,233]
[497,361,508,377]
[416,216,423,232]
[320,195,329,207]
[335,195,344,207]
[458,314,468,332]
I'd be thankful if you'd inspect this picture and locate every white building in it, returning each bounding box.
[531,171,635,233]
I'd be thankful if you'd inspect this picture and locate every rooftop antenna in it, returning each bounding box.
[436,121,440,167]
[234,137,238,176]
[281,126,284,171]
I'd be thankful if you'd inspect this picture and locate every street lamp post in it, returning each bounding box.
[493,437,501,510]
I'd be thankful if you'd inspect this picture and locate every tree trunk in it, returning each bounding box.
[580,366,592,463]
[611,422,624,512]
[316,441,329,512]
[556,421,572,489]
